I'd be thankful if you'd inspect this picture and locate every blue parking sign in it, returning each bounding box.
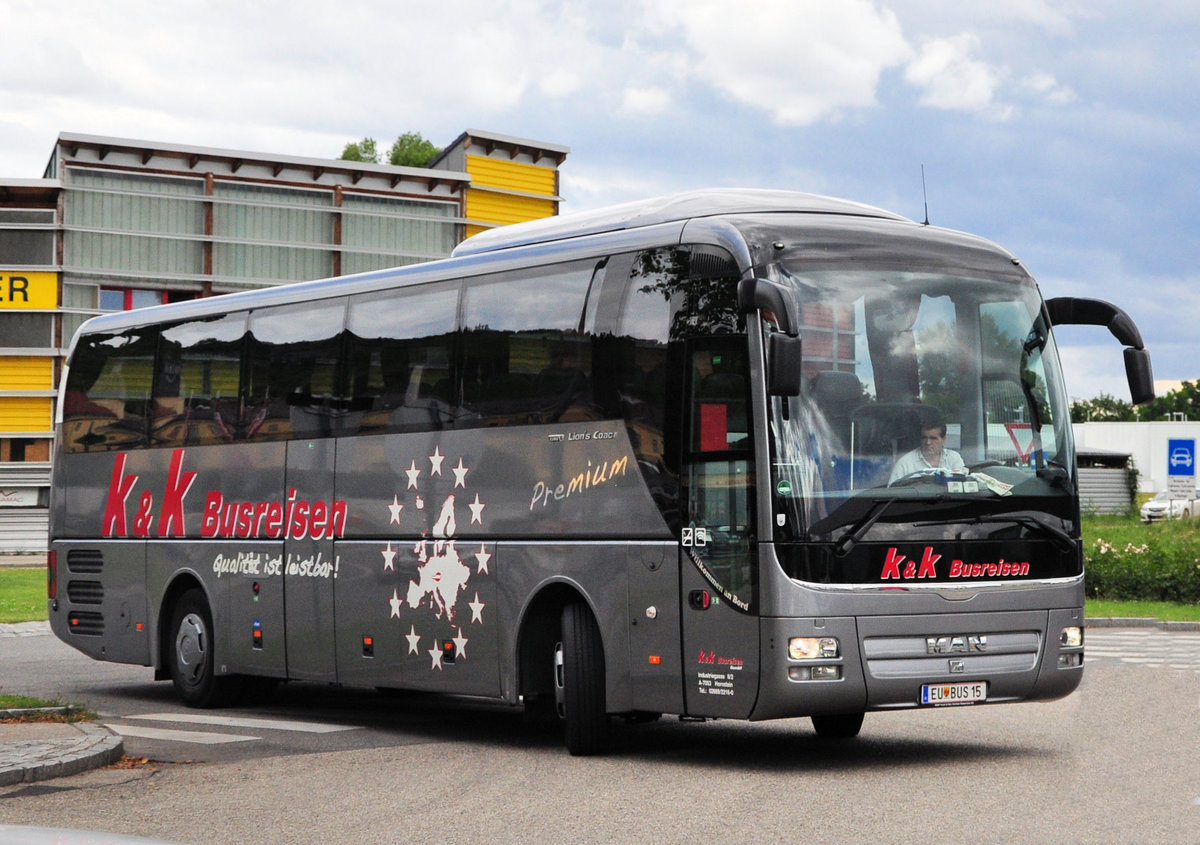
[1168,439,1195,477]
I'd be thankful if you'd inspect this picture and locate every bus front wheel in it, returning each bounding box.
[168,588,241,707]
[555,602,609,755]
[811,712,864,739]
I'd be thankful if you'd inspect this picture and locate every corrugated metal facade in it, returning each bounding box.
[0,357,53,391]
[1078,467,1135,514]
[0,397,52,431]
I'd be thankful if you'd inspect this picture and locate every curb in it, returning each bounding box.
[0,721,124,787]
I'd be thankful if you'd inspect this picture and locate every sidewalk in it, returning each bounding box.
[0,553,45,568]
[0,718,123,787]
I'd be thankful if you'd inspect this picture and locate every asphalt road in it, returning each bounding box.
[1,627,1198,844]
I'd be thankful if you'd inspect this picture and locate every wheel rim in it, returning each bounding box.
[175,612,208,686]
[553,640,566,718]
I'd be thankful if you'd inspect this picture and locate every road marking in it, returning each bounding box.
[107,724,258,744]
[125,713,360,733]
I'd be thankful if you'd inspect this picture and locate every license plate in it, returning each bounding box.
[921,681,988,705]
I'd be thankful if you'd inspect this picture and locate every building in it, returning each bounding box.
[1074,419,1200,496]
[0,129,568,552]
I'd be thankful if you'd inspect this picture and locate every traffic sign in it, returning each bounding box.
[1167,438,1195,498]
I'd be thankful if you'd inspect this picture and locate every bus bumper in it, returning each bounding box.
[751,608,1084,721]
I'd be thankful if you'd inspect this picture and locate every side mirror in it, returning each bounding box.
[737,278,799,337]
[1124,347,1155,406]
[1045,296,1155,405]
[767,333,803,396]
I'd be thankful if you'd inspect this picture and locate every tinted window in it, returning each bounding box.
[460,262,598,427]
[345,283,459,434]
[245,300,346,441]
[153,313,246,446]
[62,326,160,453]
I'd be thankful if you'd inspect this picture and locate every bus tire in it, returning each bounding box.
[168,588,241,708]
[811,712,864,739]
[558,602,609,755]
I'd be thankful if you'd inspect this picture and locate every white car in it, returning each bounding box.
[1139,490,1200,523]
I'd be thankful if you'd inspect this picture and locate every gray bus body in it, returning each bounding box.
[47,189,1151,753]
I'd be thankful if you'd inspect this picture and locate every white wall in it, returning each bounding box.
[1073,421,1200,493]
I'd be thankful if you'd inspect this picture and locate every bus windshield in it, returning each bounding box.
[767,261,1076,544]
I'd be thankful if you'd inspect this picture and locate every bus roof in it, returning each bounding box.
[452,189,909,257]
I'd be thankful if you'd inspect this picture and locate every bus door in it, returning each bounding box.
[679,338,759,718]
[283,437,338,681]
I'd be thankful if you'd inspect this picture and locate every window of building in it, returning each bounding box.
[100,288,169,311]
[0,210,55,266]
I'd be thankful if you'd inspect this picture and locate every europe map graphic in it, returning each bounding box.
[381,446,489,670]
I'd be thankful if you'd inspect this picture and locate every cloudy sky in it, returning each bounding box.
[2,0,1196,401]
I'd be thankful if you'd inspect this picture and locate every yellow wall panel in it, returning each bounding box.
[0,397,52,432]
[466,155,557,196]
[0,357,53,390]
[466,190,556,228]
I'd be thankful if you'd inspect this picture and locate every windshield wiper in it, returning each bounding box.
[831,499,892,557]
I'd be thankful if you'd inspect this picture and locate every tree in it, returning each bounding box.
[387,132,441,167]
[340,137,380,163]
[1071,393,1136,423]
[338,132,442,167]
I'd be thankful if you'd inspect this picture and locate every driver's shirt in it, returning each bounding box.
[889,447,966,483]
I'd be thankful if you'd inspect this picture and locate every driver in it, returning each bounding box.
[889,412,965,483]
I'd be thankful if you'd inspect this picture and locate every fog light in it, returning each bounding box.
[1060,626,1083,648]
[1058,653,1082,668]
[811,665,842,680]
[789,636,839,660]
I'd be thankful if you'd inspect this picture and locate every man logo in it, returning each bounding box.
[926,635,988,654]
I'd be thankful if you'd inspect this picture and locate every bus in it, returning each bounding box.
[47,189,1153,754]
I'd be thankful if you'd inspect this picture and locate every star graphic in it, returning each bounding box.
[405,460,421,490]
[469,592,485,624]
[428,645,444,670]
[468,493,485,525]
[453,627,469,660]
[388,589,402,619]
[381,542,397,571]
[452,458,469,488]
[388,495,403,525]
[405,624,421,655]
[474,544,491,574]
[430,446,445,476]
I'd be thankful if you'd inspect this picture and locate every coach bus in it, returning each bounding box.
[47,189,1153,754]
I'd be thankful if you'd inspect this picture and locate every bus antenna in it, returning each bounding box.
[921,165,930,226]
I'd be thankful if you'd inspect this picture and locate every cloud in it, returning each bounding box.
[643,0,912,125]
[904,34,1011,117]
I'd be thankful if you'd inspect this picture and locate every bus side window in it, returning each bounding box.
[245,300,346,442]
[345,283,459,435]
[155,313,247,446]
[61,327,159,453]
[459,262,595,428]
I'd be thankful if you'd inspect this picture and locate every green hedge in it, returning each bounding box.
[1083,514,1200,603]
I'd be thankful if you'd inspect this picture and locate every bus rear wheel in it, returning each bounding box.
[555,602,609,755]
[811,712,864,739]
[168,588,241,707]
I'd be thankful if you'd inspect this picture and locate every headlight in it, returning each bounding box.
[789,636,839,660]
[1060,626,1083,648]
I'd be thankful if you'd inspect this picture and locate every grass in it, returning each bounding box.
[0,693,56,709]
[0,567,47,623]
[0,692,96,722]
[1087,598,1200,622]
